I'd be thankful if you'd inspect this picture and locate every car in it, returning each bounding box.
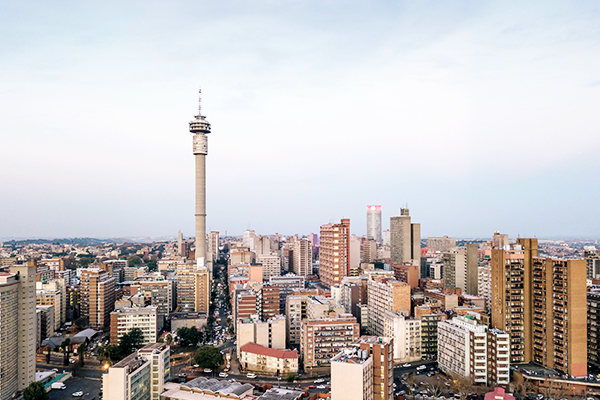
[69,359,76,364]
[52,368,59,372]
[219,372,228,378]
[416,365,427,370]
[72,392,84,397]
[399,391,406,396]
[193,364,199,368]
[314,378,325,383]
[308,385,316,389]
[316,385,326,389]
[403,363,411,367]
[246,373,257,379]
[204,368,212,373]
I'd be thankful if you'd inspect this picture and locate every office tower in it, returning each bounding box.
[292,238,312,277]
[190,91,211,263]
[319,219,350,287]
[254,235,271,257]
[194,267,210,313]
[0,263,37,398]
[103,343,170,400]
[367,205,382,243]
[258,254,282,281]
[80,268,116,329]
[331,348,373,400]
[301,315,360,371]
[442,244,478,294]
[178,231,184,257]
[382,230,390,246]
[390,208,420,264]
[110,306,158,345]
[426,236,457,253]
[383,312,421,363]
[363,239,377,263]
[438,315,510,386]
[367,275,411,336]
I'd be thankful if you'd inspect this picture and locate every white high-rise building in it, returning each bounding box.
[366,205,382,243]
[243,230,256,249]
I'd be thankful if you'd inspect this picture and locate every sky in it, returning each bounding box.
[1,1,600,240]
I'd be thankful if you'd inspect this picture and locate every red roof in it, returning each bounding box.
[240,342,298,359]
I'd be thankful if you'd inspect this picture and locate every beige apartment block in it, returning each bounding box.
[300,315,360,371]
[239,342,298,376]
[194,267,210,313]
[390,208,420,264]
[110,306,158,346]
[367,275,411,336]
[331,349,374,400]
[478,263,492,312]
[292,238,312,277]
[236,314,286,358]
[36,288,62,330]
[426,236,457,253]
[258,254,282,280]
[438,315,510,386]
[319,219,350,288]
[383,312,421,363]
[81,268,116,329]
[176,262,196,311]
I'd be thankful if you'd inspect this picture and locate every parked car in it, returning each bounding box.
[72,392,84,397]
[314,378,325,383]
[219,372,228,378]
[402,363,411,367]
[308,385,316,389]
[51,383,66,390]
[204,368,212,373]
[246,373,257,379]
[316,385,326,389]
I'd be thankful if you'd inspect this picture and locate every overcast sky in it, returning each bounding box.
[1,1,600,240]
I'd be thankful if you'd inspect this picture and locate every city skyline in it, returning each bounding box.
[2,2,600,239]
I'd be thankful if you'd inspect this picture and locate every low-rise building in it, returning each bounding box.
[239,342,298,376]
[236,314,286,358]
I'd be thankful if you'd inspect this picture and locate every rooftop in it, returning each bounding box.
[240,343,298,359]
[353,336,392,345]
[182,377,254,396]
[138,342,169,354]
[259,387,303,400]
[112,352,149,373]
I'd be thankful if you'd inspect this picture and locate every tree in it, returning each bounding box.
[426,382,443,398]
[165,334,173,346]
[61,338,71,366]
[193,346,224,369]
[23,381,48,400]
[74,317,88,330]
[450,375,474,400]
[157,337,164,343]
[128,256,142,267]
[147,260,157,271]
[119,328,144,356]
[177,327,202,348]
[403,373,418,400]
[77,343,86,367]
[286,372,297,383]
[104,345,122,362]
[45,346,51,363]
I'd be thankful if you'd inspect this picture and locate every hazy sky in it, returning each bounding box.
[2,1,600,240]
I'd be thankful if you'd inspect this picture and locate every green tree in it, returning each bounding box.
[104,345,122,362]
[177,327,202,348]
[286,372,297,383]
[23,381,48,400]
[61,338,71,366]
[165,334,173,346]
[157,337,164,343]
[128,256,142,267]
[147,260,157,271]
[77,343,86,367]
[193,346,224,369]
[74,317,88,330]
[119,328,144,356]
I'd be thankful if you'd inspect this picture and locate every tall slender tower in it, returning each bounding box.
[189,89,211,265]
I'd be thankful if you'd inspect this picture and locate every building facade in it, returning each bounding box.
[367,205,382,243]
[319,219,350,288]
[110,306,158,346]
[390,208,420,264]
[80,268,116,329]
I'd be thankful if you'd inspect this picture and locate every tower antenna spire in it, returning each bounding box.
[198,88,202,116]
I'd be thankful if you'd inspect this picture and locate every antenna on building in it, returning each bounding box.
[198,88,202,115]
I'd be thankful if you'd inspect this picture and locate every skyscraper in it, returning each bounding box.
[390,208,420,264]
[366,205,382,243]
[189,90,211,264]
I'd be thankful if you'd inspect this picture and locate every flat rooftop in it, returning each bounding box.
[259,387,303,400]
[353,336,392,345]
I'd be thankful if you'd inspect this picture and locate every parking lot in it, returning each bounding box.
[47,377,101,400]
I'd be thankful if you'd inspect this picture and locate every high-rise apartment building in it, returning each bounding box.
[257,284,280,320]
[586,250,600,280]
[36,288,63,330]
[110,306,158,346]
[491,238,587,377]
[301,315,360,371]
[367,205,382,243]
[103,343,170,400]
[367,275,411,336]
[443,244,478,295]
[270,274,305,313]
[588,290,600,368]
[363,240,378,264]
[194,267,210,313]
[478,263,492,312]
[390,209,420,264]
[258,254,282,280]
[80,268,116,329]
[319,219,350,288]
[383,312,421,363]
[438,315,510,386]
[133,275,173,329]
[243,230,256,249]
[292,238,312,277]
[207,231,220,262]
[331,348,373,400]
[354,336,394,400]
[426,236,457,253]
[176,262,196,311]
[0,263,37,398]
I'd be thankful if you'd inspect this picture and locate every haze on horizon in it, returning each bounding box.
[1,1,600,241]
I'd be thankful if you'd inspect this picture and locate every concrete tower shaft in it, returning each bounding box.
[189,94,211,264]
